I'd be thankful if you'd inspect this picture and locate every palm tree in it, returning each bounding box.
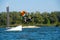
[42,12,50,25]
[51,12,58,25]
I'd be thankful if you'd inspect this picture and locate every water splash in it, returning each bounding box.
[6,25,22,31]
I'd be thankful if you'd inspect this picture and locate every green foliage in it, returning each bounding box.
[0,11,60,27]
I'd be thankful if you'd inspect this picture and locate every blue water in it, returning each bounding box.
[0,27,60,40]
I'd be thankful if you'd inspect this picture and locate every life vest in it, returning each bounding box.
[21,11,26,16]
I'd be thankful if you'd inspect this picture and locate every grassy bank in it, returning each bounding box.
[0,23,60,28]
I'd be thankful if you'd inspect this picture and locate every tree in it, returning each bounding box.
[42,12,50,25]
[51,12,58,25]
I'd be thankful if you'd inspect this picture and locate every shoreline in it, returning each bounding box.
[22,25,40,28]
[5,25,40,29]
[0,25,60,28]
